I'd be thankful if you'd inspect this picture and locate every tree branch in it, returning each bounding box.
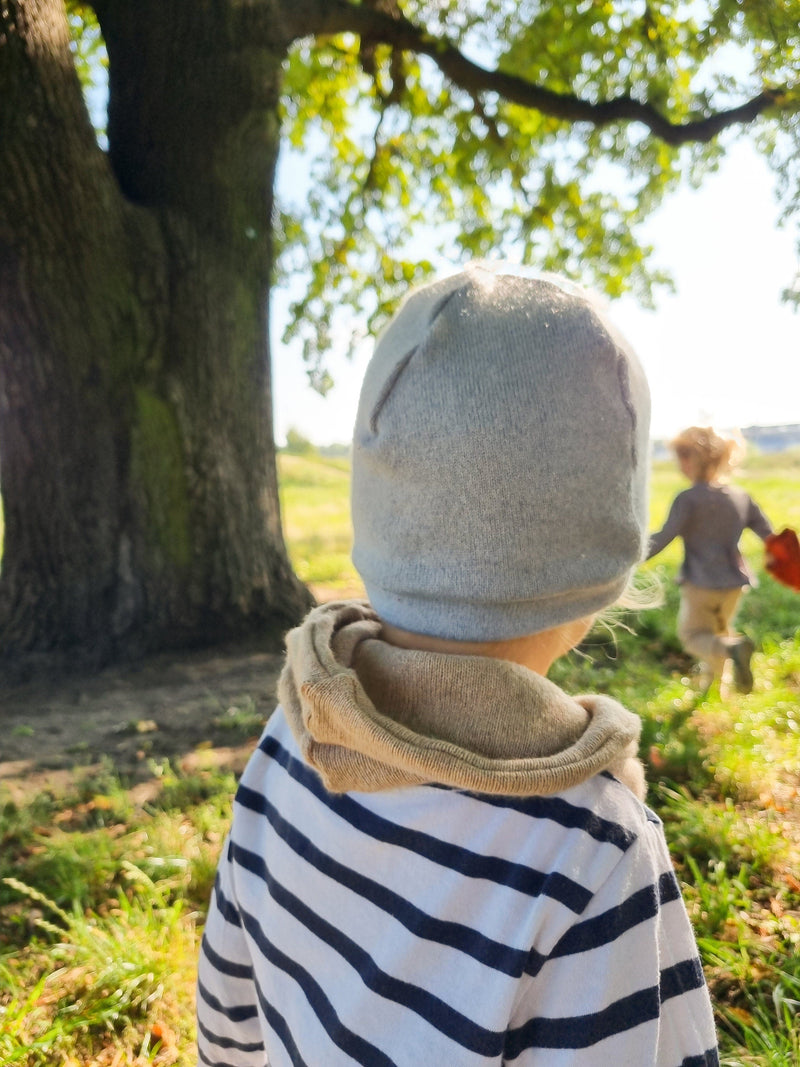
[285,0,786,146]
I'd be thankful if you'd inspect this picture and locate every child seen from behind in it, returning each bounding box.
[197,265,719,1066]
[647,426,772,693]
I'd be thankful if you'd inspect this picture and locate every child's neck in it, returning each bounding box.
[380,617,593,676]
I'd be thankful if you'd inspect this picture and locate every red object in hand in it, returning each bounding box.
[765,528,800,592]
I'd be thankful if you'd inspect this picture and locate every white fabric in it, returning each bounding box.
[197,711,719,1066]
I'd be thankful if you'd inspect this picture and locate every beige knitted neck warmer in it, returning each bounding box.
[278,601,645,800]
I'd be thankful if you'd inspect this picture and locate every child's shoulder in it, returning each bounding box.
[718,481,749,500]
[525,774,665,898]
[682,481,747,506]
[706,481,754,509]
[564,769,654,828]
[522,772,658,875]
[671,484,700,507]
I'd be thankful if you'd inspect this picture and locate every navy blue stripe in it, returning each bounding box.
[229,887,408,1067]
[258,733,591,913]
[506,956,709,1057]
[198,1048,248,1067]
[196,1016,264,1054]
[681,1051,719,1067]
[658,866,683,904]
[231,841,505,1057]
[199,1054,264,1067]
[200,933,254,981]
[449,787,637,851]
[254,985,310,1067]
[236,780,528,977]
[196,976,259,1024]
[212,876,243,929]
[527,870,681,975]
[505,982,661,1056]
[660,957,706,1002]
[200,892,310,1066]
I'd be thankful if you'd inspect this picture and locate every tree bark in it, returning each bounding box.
[0,0,786,678]
[0,0,311,674]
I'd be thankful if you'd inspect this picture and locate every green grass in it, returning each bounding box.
[278,453,364,594]
[1,449,800,1064]
[0,763,233,1065]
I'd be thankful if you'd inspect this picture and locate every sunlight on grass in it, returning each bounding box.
[277,452,364,596]
[0,764,235,1065]
[0,873,199,1066]
[1,449,799,1063]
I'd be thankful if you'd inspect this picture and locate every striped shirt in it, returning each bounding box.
[197,710,718,1066]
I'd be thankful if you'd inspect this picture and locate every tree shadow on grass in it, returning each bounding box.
[0,640,284,802]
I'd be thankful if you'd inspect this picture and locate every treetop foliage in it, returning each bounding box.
[275,0,800,380]
[68,0,800,384]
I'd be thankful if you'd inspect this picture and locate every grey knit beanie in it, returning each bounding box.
[351,264,651,641]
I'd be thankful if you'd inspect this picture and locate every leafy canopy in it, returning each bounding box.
[277,0,800,381]
[65,1,800,387]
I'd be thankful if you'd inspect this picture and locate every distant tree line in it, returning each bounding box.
[281,428,351,459]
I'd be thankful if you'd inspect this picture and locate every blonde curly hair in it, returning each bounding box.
[670,426,745,483]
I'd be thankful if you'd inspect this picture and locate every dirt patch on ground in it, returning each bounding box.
[0,643,285,804]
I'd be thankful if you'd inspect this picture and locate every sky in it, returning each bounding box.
[270,139,799,446]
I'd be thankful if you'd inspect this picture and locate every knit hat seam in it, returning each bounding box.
[615,347,640,466]
[369,345,417,434]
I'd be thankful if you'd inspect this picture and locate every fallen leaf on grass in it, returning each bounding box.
[150,1021,176,1046]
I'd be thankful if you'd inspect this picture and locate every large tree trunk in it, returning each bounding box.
[0,0,312,675]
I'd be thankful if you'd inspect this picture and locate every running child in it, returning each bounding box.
[647,426,772,693]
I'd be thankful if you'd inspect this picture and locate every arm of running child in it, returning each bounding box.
[746,496,773,541]
[197,837,269,1067]
[504,812,718,1066]
[646,492,689,560]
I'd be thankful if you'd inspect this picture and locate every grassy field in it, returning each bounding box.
[1,450,800,1065]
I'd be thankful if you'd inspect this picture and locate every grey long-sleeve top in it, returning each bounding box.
[647,482,772,589]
